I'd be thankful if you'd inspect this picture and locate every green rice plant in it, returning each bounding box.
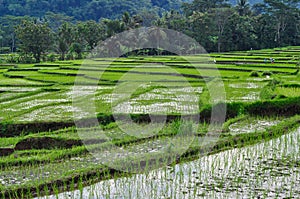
[275,87,300,97]
[1,47,300,198]
[222,114,248,133]
[259,78,281,100]
[246,96,300,116]
[262,71,273,76]
[260,85,275,100]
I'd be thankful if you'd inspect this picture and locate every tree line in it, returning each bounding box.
[0,0,299,63]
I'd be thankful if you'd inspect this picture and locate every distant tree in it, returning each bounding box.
[76,20,106,51]
[252,14,275,48]
[138,9,160,27]
[70,42,83,59]
[82,0,150,20]
[148,27,168,55]
[224,13,258,50]
[155,10,188,31]
[214,7,235,52]
[182,0,230,16]
[252,0,300,47]
[15,20,53,62]
[236,0,251,16]
[44,12,74,31]
[0,15,29,52]
[102,18,126,37]
[24,0,50,17]
[122,12,143,30]
[57,22,74,60]
[265,0,300,46]
[7,3,26,16]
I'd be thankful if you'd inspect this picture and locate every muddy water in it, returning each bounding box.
[38,127,300,199]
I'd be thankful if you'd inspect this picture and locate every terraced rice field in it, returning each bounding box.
[0,46,300,198]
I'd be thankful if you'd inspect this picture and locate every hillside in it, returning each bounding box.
[0,0,186,20]
[0,0,268,21]
[1,0,299,54]
[228,0,263,5]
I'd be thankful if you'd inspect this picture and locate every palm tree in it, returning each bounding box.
[236,0,251,16]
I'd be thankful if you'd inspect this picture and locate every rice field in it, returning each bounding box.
[37,126,300,199]
[0,46,300,198]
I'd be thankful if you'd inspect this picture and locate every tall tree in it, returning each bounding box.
[156,10,188,31]
[138,9,160,27]
[57,22,74,60]
[214,7,235,52]
[76,20,106,51]
[102,18,126,37]
[121,12,143,30]
[224,13,258,50]
[0,15,29,52]
[256,0,300,46]
[236,0,251,16]
[15,20,53,62]
[187,11,216,51]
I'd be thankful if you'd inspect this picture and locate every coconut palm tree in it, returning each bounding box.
[236,0,251,16]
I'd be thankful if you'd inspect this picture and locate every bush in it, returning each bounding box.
[5,54,19,63]
[290,69,299,75]
[66,53,74,60]
[47,53,57,62]
[18,55,35,63]
[282,83,300,88]
[270,77,281,85]
[275,94,287,99]
[0,47,11,54]
[262,71,273,76]
[250,71,260,77]
[260,78,281,100]
[199,102,244,122]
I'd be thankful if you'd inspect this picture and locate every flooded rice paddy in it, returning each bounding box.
[111,87,203,114]
[226,82,266,102]
[1,48,299,198]
[38,127,300,199]
[0,86,204,121]
[229,118,280,135]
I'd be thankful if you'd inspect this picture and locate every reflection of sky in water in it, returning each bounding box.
[229,119,280,135]
[37,128,300,199]
[110,87,203,114]
[229,82,264,89]
[113,101,199,114]
[227,82,265,102]
[0,87,39,92]
[4,99,69,112]
[16,105,90,122]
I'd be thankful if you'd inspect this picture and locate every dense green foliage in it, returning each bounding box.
[0,0,184,20]
[0,0,299,61]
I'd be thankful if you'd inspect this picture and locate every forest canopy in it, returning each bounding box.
[0,0,186,20]
[0,0,300,62]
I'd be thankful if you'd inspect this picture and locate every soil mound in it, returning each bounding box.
[15,137,82,150]
[0,148,14,156]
